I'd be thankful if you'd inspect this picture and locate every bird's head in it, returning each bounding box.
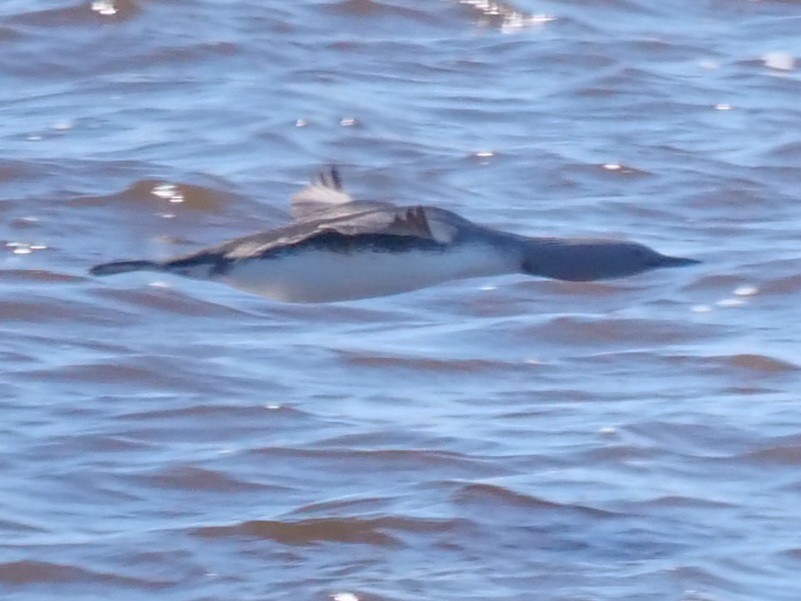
[522,239,700,281]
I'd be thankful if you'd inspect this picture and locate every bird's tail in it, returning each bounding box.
[89,260,161,276]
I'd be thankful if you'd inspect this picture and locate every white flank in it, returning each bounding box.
[212,244,517,302]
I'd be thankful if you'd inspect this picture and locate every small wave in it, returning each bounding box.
[625,495,734,510]
[133,465,272,493]
[22,362,182,388]
[762,274,801,295]
[70,179,238,213]
[555,161,654,182]
[0,26,20,42]
[0,269,81,284]
[9,0,141,27]
[251,446,501,478]
[516,279,637,297]
[291,495,390,516]
[454,482,616,517]
[520,316,705,346]
[120,402,307,422]
[722,354,799,374]
[0,560,169,588]
[19,355,266,399]
[327,0,435,22]
[89,287,255,319]
[0,296,112,323]
[339,351,529,374]
[683,274,749,292]
[0,518,45,534]
[584,443,660,463]
[193,515,463,547]
[63,434,158,453]
[743,443,801,466]
[764,140,801,162]
[455,0,555,31]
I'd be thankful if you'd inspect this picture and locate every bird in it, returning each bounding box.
[90,167,700,303]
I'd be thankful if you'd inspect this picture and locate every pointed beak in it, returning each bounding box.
[654,254,701,268]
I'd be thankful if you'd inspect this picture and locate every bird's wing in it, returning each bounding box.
[216,205,459,261]
[162,169,464,269]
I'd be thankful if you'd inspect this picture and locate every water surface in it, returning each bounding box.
[3,1,801,599]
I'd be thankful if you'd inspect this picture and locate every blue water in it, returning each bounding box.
[2,1,801,600]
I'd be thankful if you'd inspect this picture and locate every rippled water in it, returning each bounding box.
[3,1,801,599]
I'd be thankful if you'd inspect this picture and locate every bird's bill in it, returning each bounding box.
[653,254,701,268]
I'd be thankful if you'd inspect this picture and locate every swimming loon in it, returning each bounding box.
[90,167,700,303]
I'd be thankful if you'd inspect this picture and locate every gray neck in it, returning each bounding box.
[518,238,586,280]
[515,236,634,282]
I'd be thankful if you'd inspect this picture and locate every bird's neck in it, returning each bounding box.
[517,237,597,282]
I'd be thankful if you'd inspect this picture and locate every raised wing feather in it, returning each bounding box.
[291,166,396,221]
[291,166,354,220]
